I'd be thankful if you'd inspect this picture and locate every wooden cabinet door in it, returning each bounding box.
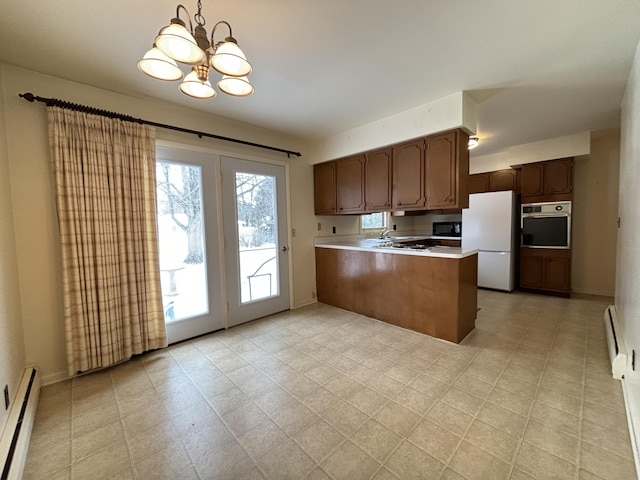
[521,163,544,198]
[520,249,543,289]
[468,173,490,194]
[489,169,518,192]
[336,155,365,213]
[313,161,336,214]
[543,252,571,292]
[392,139,425,210]
[425,131,457,209]
[365,148,392,211]
[520,248,571,294]
[544,158,573,196]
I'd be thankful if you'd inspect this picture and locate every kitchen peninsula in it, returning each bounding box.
[315,237,478,343]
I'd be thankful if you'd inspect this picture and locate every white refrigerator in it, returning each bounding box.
[462,190,517,291]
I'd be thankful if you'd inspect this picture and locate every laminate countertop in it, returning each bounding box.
[314,235,477,259]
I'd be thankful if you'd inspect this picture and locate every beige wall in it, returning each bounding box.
[572,130,620,296]
[1,64,314,384]
[0,67,27,435]
[617,40,640,400]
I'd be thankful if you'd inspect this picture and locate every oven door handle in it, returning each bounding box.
[522,213,571,218]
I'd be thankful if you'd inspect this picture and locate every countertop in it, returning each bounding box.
[314,235,477,259]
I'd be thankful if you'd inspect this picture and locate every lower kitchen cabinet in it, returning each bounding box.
[520,248,571,296]
[315,247,477,343]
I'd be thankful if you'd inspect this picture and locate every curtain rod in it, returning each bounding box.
[18,92,302,158]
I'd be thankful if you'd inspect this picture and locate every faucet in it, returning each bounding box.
[378,229,391,239]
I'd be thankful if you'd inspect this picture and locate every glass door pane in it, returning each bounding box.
[155,147,224,343]
[156,161,208,322]
[235,172,279,304]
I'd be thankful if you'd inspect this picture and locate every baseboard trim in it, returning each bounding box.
[0,366,41,480]
[293,298,318,309]
[571,287,615,297]
[41,370,70,387]
[621,377,640,478]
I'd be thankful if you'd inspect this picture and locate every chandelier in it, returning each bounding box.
[138,1,253,99]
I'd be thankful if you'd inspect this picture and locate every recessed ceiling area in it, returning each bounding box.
[0,0,638,156]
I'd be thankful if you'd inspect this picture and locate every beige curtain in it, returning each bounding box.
[47,106,167,376]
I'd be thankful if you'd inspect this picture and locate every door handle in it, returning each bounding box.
[280,246,288,252]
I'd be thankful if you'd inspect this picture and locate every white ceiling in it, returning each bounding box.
[1,1,639,157]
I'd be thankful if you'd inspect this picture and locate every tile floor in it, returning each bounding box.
[24,290,638,480]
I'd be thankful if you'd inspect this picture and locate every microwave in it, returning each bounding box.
[521,201,571,248]
[432,221,461,237]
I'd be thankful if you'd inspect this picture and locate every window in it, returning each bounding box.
[361,212,387,231]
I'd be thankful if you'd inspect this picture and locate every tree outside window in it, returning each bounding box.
[361,212,387,230]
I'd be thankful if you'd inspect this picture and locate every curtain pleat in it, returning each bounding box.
[47,106,167,375]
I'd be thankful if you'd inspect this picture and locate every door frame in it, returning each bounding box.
[157,140,294,332]
[155,145,225,344]
[221,156,291,326]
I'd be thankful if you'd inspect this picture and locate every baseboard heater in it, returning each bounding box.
[0,366,41,480]
[604,305,628,380]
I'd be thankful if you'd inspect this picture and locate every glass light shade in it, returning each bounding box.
[468,136,479,149]
[210,40,252,76]
[179,70,216,99]
[218,75,254,96]
[156,23,206,65]
[137,46,184,81]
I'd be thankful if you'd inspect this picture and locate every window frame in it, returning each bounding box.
[360,211,389,233]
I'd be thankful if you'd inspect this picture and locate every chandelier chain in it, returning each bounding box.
[195,0,205,27]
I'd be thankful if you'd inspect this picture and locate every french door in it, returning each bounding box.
[155,147,225,344]
[221,157,290,327]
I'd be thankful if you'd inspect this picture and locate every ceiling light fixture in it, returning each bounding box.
[468,136,479,150]
[138,1,253,99]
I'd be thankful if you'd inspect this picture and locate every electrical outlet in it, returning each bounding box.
[3,385,8,410]
[317,222,322,231]
[332,226,336,234]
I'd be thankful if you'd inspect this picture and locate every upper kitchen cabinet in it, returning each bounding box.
[468,169,520,195]
[314,161,337,214]
[468,173,490,194]
[312,128,470,215]
[364,148,392,211]
[392,139,426,210]
[520,163,544,197]
[425,129,470,209]
[521,158,573,202]
[336,154,366,213]
[489,168,520,193]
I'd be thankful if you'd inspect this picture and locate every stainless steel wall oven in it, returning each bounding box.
[521,201,571,249]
